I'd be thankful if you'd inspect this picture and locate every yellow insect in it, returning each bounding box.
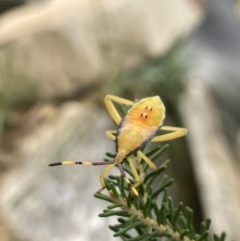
[49,95,187,200]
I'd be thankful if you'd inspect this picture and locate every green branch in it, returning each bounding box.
[94,144,228,241]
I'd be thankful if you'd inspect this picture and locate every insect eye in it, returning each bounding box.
[145,114,148,118]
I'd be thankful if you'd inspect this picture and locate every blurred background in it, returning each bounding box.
[0,0,240,240]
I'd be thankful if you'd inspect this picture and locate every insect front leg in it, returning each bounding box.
[104,95,134,125]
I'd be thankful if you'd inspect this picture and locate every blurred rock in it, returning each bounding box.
[180,80,240,240]
[0,100,121,241]
[236,130,240,163]
[235,0,240,18]
[0,0,204,100]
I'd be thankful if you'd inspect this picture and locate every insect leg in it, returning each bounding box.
[49,160,116,193]
[104,95,134,125]
[138,151,158,170]
[49,161,114,166]
[98,163,116,192]
[128,156,142,189]
[151,126,187,142]
[118,162,143,205]
[105,130,117,141]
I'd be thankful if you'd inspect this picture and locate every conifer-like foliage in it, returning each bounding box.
[94,144,228,241]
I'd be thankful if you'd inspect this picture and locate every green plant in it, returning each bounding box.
[94,144,228,241]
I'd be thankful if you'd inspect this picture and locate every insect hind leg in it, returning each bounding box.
[49,160,116,193]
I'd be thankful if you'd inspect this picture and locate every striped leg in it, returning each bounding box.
[49,160,115,193]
